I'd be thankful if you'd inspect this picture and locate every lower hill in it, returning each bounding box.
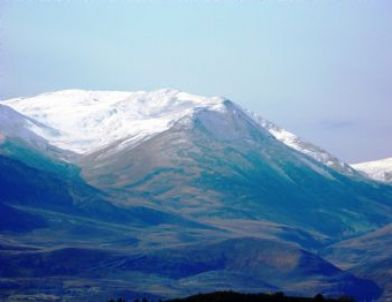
[323,224,392,302]
[0,238,380,302]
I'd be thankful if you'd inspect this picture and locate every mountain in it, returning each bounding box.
[352,157,392,183]
[0,89,391,301]
[79,99,391,237]
[3,89,391,236]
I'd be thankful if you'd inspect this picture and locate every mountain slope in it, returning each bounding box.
[352,157,392,183]
[247,112,357,176]
[0,138,210,231]
[0,202,47,233]
[0,153,133,224]
[323,224,392,301]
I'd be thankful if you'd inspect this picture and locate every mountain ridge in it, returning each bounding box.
[1,89,354,176]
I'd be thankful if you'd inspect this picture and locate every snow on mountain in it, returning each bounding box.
[248,114,357,175]
[2,89,354,174]
[2,89,226,155]
[352,157,392,183]
[0,104,59,148]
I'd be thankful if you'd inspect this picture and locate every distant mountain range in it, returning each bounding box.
[352,157,392,183]
[0,89,391,302]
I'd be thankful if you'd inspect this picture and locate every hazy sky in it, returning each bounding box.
[1,0,391,163]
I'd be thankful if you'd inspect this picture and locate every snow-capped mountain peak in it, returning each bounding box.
[2,89,226,154]
[352,157,392,183]
[1,89,355,175]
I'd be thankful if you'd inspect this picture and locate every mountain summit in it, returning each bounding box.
[2,89,355,175]
[2,89,227,154]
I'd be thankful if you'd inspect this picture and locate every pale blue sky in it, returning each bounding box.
[1,0,391,163]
